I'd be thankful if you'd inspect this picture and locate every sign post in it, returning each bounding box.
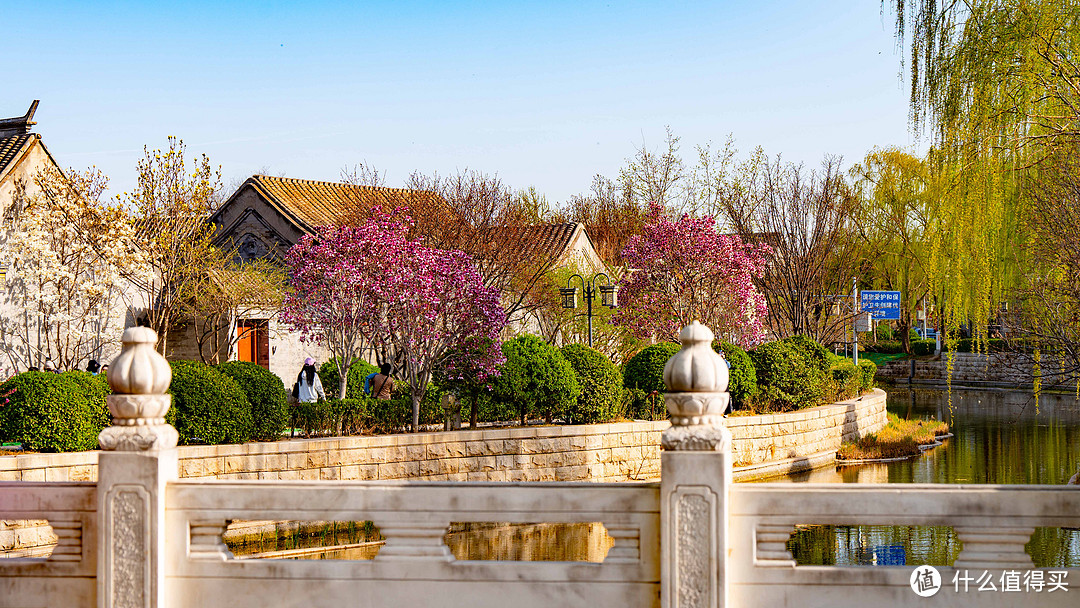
[856,289,902,366]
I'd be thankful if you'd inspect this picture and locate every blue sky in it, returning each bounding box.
[5,1,921,203]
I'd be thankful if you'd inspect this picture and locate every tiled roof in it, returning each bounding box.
[246,174,447,231]
[0,134,32,177]
[487,222,581,263]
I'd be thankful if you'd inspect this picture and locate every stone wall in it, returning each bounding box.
[1,391,888,487]
[876,352,1064,387]
[729,388,888,480]
[0,422,665,484]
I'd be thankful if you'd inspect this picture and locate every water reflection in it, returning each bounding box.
[228,521,612,562]
[782,388,1080,566]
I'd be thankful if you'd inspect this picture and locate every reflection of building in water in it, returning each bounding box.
[445,522,613,562]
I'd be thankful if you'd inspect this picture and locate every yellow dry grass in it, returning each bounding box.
[837,413,949,460]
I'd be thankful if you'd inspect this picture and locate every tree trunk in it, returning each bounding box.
[339,377,347,400]
[470,390,479,429]
[411,393,421,433]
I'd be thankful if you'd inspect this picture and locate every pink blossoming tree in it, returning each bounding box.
[282,208,506,431]
[616,202,770,347]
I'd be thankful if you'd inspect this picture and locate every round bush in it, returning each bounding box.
[216,361,289,441]
[318,359,379,399]
[560,343,623,423]
[782,335,830,373]
[715,342,758,410]
[492,335,580,423]
[622,342,680,393]
[749,340,828,412]
[0,371,108,452]
[167,360,254,445]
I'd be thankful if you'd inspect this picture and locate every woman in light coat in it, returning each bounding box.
[295,357,325,403]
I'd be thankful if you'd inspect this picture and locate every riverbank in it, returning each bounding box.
[836,413,949,460]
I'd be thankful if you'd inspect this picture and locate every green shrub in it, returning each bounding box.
[167,360,254,445]
[492,335,580,423]
[63,370,112,430]
[911,339,936,356]
[291,398,368,436]
[560,343,623,423]
[750,340,828,412]
[875,323,894,341]
[829,358,862,401]
[216,361,289,441]
[865,340,903,354]
[857,359,877,391]
[953,338,1009,353]
[318,359,379,399]
[0,371,108,452]
[782,335,830,372]
[715,341,758,410]
[622,387,665,421]
[622,342,680,393]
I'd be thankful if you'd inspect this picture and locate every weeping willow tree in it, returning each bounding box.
[888,1,1080,375]
[852,149,934,353]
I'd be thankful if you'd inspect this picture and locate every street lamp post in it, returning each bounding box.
[560,272,618,348]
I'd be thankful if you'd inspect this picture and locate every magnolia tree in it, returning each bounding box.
[616,202,770,347]
[282,208,506,431]
[0,166,139,370]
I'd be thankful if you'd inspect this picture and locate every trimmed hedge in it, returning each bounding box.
[911,339,936,356]
[492,335,580,423]
[167,360,254,445]
[857,359,877,391]
[715,341,758,411]
[782,335,830,373]
[560,343,623,423]
[318,359,379,400]
[828,358,862,401]
[750,340,828,412]
[216,361,289,441]
[622,342,680,393]
[290,398,368,437]
[0,371,110,452]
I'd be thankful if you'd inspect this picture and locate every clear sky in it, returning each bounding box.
[5,0,923,204]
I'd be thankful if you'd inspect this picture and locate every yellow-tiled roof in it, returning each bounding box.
[246,174,447,231]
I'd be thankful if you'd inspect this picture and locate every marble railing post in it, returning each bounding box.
[96,327,179,608]
[660,321,733,608]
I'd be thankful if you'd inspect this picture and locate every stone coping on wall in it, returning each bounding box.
[0,389,886,486]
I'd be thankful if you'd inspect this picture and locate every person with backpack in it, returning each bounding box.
[293,357,325,403]
[363,363,394,400]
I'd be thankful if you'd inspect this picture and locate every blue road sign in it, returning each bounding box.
[860,290,902,320]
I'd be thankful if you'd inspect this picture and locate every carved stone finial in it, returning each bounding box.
[661,321,732,452]
[98,327,178,451]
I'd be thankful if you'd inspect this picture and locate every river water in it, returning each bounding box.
[779,387,1080,567]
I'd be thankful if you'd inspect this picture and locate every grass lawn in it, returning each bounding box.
[837,413,950,460]
[859,352,908,366]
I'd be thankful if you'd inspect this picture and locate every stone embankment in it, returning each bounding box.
[876,352,1066,388]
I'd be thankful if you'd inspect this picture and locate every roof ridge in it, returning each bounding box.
[252,173,431,195]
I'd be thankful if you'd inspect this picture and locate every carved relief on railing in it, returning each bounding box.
[754,523,796,567]
[603,523,641,563]
[374,521,453,561]
[48,520,83,562]
[954,525,1035,569]
[103,485,150,608]
[189,520,233,561]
